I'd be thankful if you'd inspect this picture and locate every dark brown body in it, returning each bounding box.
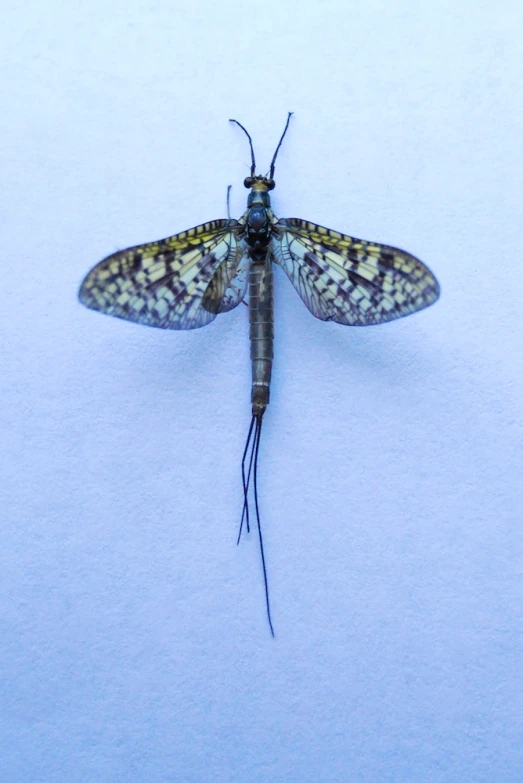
[243,178,277,418]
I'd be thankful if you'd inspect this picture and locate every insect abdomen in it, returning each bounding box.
[249,259,274,417]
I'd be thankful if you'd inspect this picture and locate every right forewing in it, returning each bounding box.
[271,218,440,326]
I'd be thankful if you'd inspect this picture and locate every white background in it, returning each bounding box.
[2,1,522,781]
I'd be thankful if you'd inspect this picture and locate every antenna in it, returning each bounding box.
[229,118,256,176]
[230,113,294,180]
[269,112,293,178]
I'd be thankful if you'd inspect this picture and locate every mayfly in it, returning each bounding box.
[79,114,440,635]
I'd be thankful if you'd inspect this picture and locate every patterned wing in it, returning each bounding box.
[201,248,249,314]
[79,220,246,330]
[271,218,440,326]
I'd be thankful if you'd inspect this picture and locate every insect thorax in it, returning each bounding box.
[245,189,274,258]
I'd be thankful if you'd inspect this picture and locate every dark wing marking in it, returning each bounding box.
[202,246,249,314]
[79,220,245,330]
[271,218,440,326]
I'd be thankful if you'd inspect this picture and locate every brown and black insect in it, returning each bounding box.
[79,114,439,635]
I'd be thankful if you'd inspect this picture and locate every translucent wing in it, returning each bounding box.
[202,249,249,315]
[79,220,246,330]
[271,218,440,326]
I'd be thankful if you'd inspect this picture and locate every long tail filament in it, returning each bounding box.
[237,414,274,637]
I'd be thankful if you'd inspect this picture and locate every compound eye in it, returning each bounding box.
[266,178,275,190]
[244,177,254,188]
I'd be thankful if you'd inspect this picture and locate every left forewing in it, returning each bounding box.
[79,220,245,330]
[271,218,440,325]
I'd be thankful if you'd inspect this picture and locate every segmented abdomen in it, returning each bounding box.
[249,258,274,417]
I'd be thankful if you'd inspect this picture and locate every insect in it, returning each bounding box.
[79,114,440,635]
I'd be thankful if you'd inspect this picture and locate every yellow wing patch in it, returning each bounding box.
[271,218,440,326]
[79,220,247,330]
